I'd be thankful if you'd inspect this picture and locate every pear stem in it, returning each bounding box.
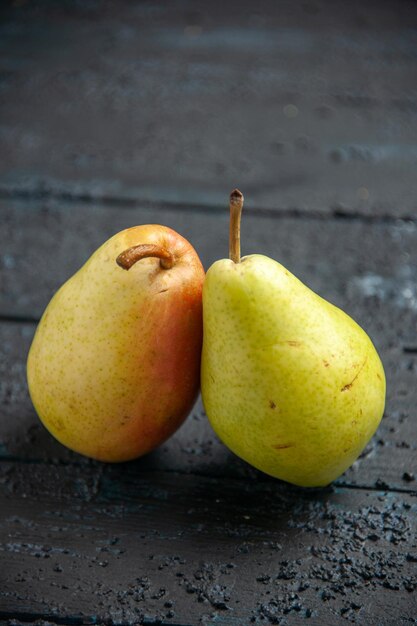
[229,188,244,264]
[116,244,174,270]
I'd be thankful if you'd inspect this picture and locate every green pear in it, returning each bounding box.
[27,225,205,462]
[201,190,386,487]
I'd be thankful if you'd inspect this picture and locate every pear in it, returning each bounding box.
[201,190,385,487]
[27,225,205,462]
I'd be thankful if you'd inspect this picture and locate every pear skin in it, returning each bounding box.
[27,225,205,462]
[201,193,386,487]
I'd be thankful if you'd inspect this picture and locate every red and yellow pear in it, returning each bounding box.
[27,225,204,462]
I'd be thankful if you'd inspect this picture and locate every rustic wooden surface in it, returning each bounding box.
[0,1,416,625]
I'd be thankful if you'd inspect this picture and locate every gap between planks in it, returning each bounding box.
[0,187,415,225]
[0,457,415,496]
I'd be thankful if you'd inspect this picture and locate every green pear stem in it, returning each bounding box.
[229,188,244,264]
[116,244,174,270]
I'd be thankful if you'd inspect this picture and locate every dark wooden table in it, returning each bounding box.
[0,1,416,624]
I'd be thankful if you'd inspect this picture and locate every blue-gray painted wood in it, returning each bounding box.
[0,463,416,625]
[1,1,417,624]
[0,0,417,215]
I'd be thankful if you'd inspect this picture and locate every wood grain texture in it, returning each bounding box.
[1,2,417,623]
[0,463,416,625]
[0,0,417,215]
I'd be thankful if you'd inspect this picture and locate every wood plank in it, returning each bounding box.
[0,463,416,625]
[1,320,415,493]
[1,1,417,216]
[0,197,416,489]
[1,197,417,320]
